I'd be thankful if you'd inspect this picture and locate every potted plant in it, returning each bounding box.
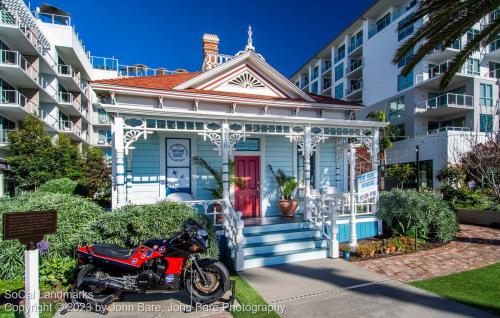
[268,164,299,217]
[370,241,382,257]
[356,243,375,258]
[192,157,244,218]
[340,245,351,260]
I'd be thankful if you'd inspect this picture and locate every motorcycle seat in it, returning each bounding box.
[92,244,138,260]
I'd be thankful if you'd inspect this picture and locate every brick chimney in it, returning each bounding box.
[202,34,219,71]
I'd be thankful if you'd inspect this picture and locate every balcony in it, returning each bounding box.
[58,92,84,117]
[321,61,332,75]
[58,120,88,142]
[322,78,332,93]
[96,136,112,146]
[485,38,500,60]
[415,93,474,118]
[415,60,478,89]
[348,38,363,57]
[118,64,177,77]
[426,41,461,62]
[0,89,40,120]
[0,49,39,88]
[334,53,345,64]
[345,59,363,77]
[427,126,471,135]
[57,64,83,92]
[345,80,363,99]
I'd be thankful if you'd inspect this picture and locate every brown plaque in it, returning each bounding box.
[2,210,57,244]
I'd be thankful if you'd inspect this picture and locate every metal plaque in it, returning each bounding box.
[2,210,57,244]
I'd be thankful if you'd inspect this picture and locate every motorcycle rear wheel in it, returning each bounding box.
[185,261,230,304]
[75,265,122,306]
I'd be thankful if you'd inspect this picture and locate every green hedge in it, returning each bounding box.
[0,192,102,280]
[37,178,79,195]
[94,201,219,259]
[0,194,219,283]
[378,189,459,243]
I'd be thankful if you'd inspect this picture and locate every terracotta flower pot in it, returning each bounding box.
[384,247,391,254]
[278,199,298,217]
[369,250,376,257]
[390,246,396,253]
[214,203,223,222]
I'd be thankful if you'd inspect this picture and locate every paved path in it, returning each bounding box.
[54,291,233,318]
[241,258,496,318]
[357,224,500,281]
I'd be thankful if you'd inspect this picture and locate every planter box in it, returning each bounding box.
[456,209,500,226]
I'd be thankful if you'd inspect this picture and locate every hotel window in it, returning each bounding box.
[398,49,413,68]
[466,29,480,52]
[464,58,480,75]
[389,96,405,120]
[335,63,344,81]
[394,124,406,140]
[98,129,111,144]
[312,66,319,80]
[480,114,493,132]
[397,70,414,91]
[398,14,414,41]
[480,83,493,106]
[295,81,300,87]
[335,83,344,99]
[335,45,345,63]
[311,81,319,94]
[489,62,500,78]
[376,13,391,33]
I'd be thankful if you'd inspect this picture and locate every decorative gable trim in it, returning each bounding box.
[228,72,265,88]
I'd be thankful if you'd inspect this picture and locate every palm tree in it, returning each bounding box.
[393,0,500,89]
[369,110,396,165]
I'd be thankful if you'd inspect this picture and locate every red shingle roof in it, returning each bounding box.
[92,73,362,107]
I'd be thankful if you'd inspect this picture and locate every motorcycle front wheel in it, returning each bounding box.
[185,260,230,304]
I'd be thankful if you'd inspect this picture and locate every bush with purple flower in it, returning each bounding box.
[37,240,50,254]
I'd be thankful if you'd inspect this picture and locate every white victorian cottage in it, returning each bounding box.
[91,29,386,270]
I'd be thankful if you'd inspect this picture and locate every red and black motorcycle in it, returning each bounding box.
[73,220,231,309]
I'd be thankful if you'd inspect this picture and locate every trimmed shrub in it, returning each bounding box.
[378,189,458,243]
[0,192,103,280]
[93,201,219,258]
[37,178,79,195]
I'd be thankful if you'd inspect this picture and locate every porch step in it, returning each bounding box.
[243,247,329,269]
[244,228,320,245]
[243,221,311,235]
[243,237,327,256]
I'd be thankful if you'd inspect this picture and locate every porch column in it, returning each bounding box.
[221,122,230,201]
[372,128,382,234]
[348,143,358,249]
[126,151,133,203]
[114,116,126,208]
[304,125,312,219]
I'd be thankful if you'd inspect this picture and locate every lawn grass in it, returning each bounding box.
[230,275,281,318]
[410,262,500,316]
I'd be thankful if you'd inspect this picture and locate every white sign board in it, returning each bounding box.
[357,170,378,202]
[166,138,191,193]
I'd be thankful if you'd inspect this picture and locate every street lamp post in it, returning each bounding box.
[415,145,420,191]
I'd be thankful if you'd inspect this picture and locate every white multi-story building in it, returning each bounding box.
[291,0,499,188]
[0,1,177,196]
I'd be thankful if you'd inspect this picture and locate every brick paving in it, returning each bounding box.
[356,224,500,282]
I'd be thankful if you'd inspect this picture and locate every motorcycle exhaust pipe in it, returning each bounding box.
[79,276,125,291]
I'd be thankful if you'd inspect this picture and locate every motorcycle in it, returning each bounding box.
[72,219,232,311]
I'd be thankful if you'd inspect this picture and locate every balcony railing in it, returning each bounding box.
[348,37,363,54]
[1,89,39,114]
[58,120,87,141]
[321,62,332,74]
[58,91,74,104]
[486,67,500,79]
[301,81,309,89]
[0,49,39,82]
[427,126,471,135]
[417,60,479,84]
[346,59,362,74]
[346,80,363,95]
[118,65,177,77]
[417,93,474,110]
[334,53,345,64]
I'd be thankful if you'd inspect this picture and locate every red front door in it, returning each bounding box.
[234,156,260,218]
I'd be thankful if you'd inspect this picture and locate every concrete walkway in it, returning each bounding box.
[357,224,500,281]
[240,258,496,318]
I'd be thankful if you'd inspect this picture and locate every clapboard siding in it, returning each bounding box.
[337,221,378,242]
[263,136,293,217]
[129,133,161,203]
[318,140,336,189]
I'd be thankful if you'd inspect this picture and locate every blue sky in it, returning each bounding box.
[28,0,373,77]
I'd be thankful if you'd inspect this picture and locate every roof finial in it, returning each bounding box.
[245,25,255,51]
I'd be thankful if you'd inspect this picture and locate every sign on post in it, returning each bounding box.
[3,210,57,318]
[356,170,378,202]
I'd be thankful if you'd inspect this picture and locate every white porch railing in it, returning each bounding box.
[185,198,245,271]
[306,192,378,257]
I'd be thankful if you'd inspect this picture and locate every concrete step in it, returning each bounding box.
[243,228,320,245]
[243,237,327,256]
[243,221,312,235]
[243,247,329,269]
